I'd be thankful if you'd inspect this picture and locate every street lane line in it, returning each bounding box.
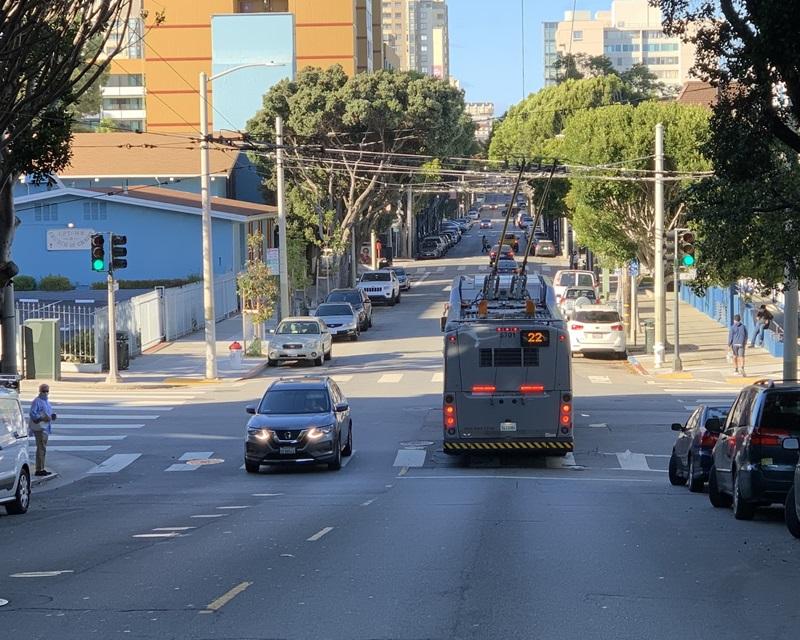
[361,498,377,506]
[217,505,249,510]
[393,449,427,467]
[10,571,74,578]
[307,527,334,542]
[431,372,444,383]
[153,527,195,531]
[341,451,356,468]
[204,581,253,612]
[615,451,651,471]
[377,373,403,384]
[190,514,228,518]
[22,404,173,412]
[87,453,141,474]
[132,533,179,539]
[55,424,145,430]
[48,435,127,441]
[252,493,284,497]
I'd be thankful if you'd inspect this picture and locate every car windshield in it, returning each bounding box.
[577,274,595,286]
[316,304,352,316]
[760,391,800,429]
[555,272,572,286]
[391,268,406,276]
[276,321,320,335]
[361,273,390,282]
[574,310,620,323]
[327,291,362,306]
[258,389,331,414]
[564,289,596,300]
[422,240,439,248]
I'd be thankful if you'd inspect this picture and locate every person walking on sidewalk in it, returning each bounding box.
[728,314,748,377]
[29,384,57,477]
[751,304,773,348]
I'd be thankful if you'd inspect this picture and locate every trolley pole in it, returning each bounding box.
[106,268,120,384]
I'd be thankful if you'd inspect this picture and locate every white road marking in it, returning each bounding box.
[179,451,213,461]
[48,435,127,441]
[341,451,356,468]
[695,398,736,404]
[23,404,172,412]
[87,453,141,474]
[204,581,253,612]
[442,285,452,292]
[165,464,198,472]
[55,414,158,420]
[431,372,444,383]
[132,533,180,539]
[436,266,446,272]
[152,527,196,532]
[478,265,488,271]
[589,423,608,428]
[393,448,427,467]
[615,451,651,471]
[377,373,403,384]
[190,514,228,519]
[588,376,612,384]
[361,498,377,506]
[330,375,353,383]
[546,453,578,468]
[10,571,74,578]
[661,389,736,395]
[252,493,284,497]
[55,424,144,430]
[39,445,111,452]
[307,526,334,542]
[398,475,655,483]
[217,505,249,510]
[457,265,466,271]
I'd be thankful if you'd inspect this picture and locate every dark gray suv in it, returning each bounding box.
[709,379,800,519]
[244,377,352,472]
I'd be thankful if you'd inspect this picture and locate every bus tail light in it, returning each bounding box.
[560,395,572,432]
[443,395,456,434]
[472,384,496,394]
[520,384,544,394]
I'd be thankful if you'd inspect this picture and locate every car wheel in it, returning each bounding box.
[5,468,30,515]
[324,347,332,361]
[328,436,342,471]
[708,465,732,508]
[733,470,755,520]
[617,351,628,360]
[342,423,353,456]
[368,316,373,328]
[350,330,359,342]
[244,459,260,474]
[668,451,685,486]
[687,454,704,493]
[396,292,401,303]
[785,487,800,539]
[314,354,324,366]
[388,295,396,307]
[267,358,277,367]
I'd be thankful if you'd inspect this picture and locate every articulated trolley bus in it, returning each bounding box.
[440,272,573,455]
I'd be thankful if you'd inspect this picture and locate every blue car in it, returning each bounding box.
[669,404,730,492]
[389,267,411,291]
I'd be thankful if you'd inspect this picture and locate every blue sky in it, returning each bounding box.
[449,0,611,115]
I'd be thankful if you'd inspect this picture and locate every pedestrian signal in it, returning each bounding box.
[679,231,696,267]
[664,232,676,264]
[111,234,128,271]
[90,234,106,272]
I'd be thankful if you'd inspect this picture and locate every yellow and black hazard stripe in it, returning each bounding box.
[443,441,573,452]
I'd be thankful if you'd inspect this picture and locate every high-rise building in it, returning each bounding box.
[102,1,383,133]
[465,102,494,143]
[543,0,697,89]
[381,0,449,79]
[543,21,559,87]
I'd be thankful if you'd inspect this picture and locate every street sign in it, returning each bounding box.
[47,228,94,251]
[628,260,640,277]
[266,248,280,274]
[679,268,697,281]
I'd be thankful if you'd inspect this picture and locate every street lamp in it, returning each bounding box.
[199,61,287,379]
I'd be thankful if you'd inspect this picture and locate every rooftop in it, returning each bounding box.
[676,81,718,108]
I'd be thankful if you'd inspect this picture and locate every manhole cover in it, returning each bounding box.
[186,458,225,466]
[0,598,8,607]
[399,441,434,449]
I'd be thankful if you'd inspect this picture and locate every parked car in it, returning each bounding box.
[388,266,411,291]
[489,243,515,263]
[440,231,457,248]
[783,437,800,537]
[709,379,800,519]
[503,233,520,252]
[559,287,598,319]
[516,212,534,229]
[567,306,626,358]
[495,258,519,275]
[312,302,360,341]
[357,270,401,305]
[669,404,731,491]
[418,237,444,259]
[553,269,599,303]
[325,288,372,331]
[535,239,557,257]
[244,376,352,472]
[0,378,31,515]
[266,317,333,367]
[479,219,492,229]
[468,210,480,221]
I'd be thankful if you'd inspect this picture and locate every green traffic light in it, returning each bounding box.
[92,259,105,271]
[682,254,695,267]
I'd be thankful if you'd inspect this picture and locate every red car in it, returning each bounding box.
[489,244,514,263]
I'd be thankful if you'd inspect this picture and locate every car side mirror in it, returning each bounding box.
[670,423,684,432]
[267,328,275,334]
[334,402,349,412]
[704,418,722,433]
[245,405,256,415]
[782,437,800,451]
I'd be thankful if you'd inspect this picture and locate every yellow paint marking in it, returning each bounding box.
[655,372,694,380]
[203,581,253,613]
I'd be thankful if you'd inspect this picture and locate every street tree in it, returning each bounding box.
[245,66,475,257]
[556,101,711,269]
[0,0,135,371]
[237,235,279,349]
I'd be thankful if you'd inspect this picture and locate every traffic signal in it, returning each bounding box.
[110,234,128,271]
[664,232,676,264]
[90,233,106,272]
[679,231,696,267]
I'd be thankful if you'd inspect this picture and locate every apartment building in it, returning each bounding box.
[465,102,495,143]
[102,0,383,133]
[381,0,449,79]
[543,0,696,89]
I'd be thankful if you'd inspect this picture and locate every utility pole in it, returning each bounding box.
[672,227,683,372]
[199,71,218,380]
[406,184,413,259]
[1,282,16,374]
[629,264,639,346]
[105,268,120,384]
[653,122,666,367]
[276,116,290,318]
[784,273,798,380]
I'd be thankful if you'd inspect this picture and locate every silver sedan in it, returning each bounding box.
[267,317,333,367]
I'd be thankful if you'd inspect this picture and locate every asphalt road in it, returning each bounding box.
[1,219,797,640]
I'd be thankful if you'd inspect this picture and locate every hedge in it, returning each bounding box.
[39,275,74,291]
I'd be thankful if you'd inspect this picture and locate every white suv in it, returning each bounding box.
[568,306,627,358]
[0,378,31,515]
[358,270,401,306]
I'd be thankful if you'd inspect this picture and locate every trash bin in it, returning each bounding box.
[116,332,130,370]
[229,341,244,368]
[22,319,61,380]
[642,319,655,355]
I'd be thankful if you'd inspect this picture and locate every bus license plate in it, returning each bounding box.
[500,421,517,432]
[279,447,296,455]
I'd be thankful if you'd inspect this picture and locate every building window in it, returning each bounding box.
[573,31,583,41]
[34,204,58,222]
[102,97,143,111]
[83,201,107,221]
[106,73,143,88]
[237,0,288,12]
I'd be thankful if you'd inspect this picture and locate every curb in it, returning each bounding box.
[31,471,59,487]
[237,360,270,381]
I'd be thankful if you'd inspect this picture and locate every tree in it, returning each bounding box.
[0,1,134,372]
[553,53,616,81]
[657,0,800,284]
[237,234,279,330]
[245,66,475,254]
[556,101,711,269]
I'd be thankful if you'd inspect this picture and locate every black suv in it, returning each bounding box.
[325,288,372,332]
[708,379,800,519]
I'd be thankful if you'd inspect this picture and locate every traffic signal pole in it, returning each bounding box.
[653,123,666,367]
[106,271,120,384]
[673,227,683,372]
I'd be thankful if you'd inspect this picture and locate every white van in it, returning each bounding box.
[553,270,599,304]
[0,377,31,515]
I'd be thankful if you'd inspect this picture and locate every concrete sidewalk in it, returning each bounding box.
[629,291,785,385]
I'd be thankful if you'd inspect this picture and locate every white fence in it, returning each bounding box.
[163,272,238,341]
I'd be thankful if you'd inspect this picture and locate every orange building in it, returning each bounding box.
[105,0,383,133]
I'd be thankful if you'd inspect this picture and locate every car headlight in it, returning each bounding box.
[248,427,273,441]
[306,425,335,440]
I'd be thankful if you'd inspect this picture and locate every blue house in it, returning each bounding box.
[12,183,277,287]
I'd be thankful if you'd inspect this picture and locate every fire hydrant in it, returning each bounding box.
[653,342,665,368]
[228,341,243,368]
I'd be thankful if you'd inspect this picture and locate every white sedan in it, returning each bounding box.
[267,317,333,367]
[567,306,627,358]
[312,302,360,341]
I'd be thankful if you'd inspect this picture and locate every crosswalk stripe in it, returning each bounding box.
[165,464,198,472]
[31,445,111,452]
[48,435,127,441]
[615,451,651,471]
[393,449,426,467]
[179,451,214,461]
[53,414,158,420]
[22,404,174,412]
[436,266,446,272]
[56,424,144,430]
[330,375,353,383]
[431,372,444,383]
[377,373,403,384]
[442,285,452,292]
[88,453,141,474]
[457,265,466,271]
[478,265,488,271]
[588,376,612,384]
